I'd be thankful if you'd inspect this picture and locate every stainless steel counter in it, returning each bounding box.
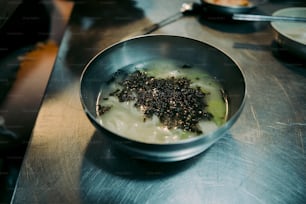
[12,0,306,203]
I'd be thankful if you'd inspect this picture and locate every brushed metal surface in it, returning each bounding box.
[11,0,306,203]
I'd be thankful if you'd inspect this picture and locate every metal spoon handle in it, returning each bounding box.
[121,12,183,40]
[141,12,183,35]
[233,14,306,22]
[123,3,200,39]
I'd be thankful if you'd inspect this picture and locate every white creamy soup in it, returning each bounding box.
[96,59,227,144]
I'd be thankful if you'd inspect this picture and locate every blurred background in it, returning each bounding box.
[0,0,73,202]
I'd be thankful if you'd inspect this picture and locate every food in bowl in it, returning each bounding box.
[201,0,255,15]
[96,59,227,144]
[80,35,246,162]
[205,0,250,6]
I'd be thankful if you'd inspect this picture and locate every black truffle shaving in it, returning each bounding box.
[97,104,112,116]
[108,70,213,134]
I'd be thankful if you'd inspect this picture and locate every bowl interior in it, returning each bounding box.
[80,35,245,144]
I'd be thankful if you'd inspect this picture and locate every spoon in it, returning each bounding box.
[124,2,201,38]
[138,3,201,34]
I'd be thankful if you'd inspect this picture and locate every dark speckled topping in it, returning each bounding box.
[101,70,213,133]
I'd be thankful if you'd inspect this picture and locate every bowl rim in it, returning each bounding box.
[79,34,247,146]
